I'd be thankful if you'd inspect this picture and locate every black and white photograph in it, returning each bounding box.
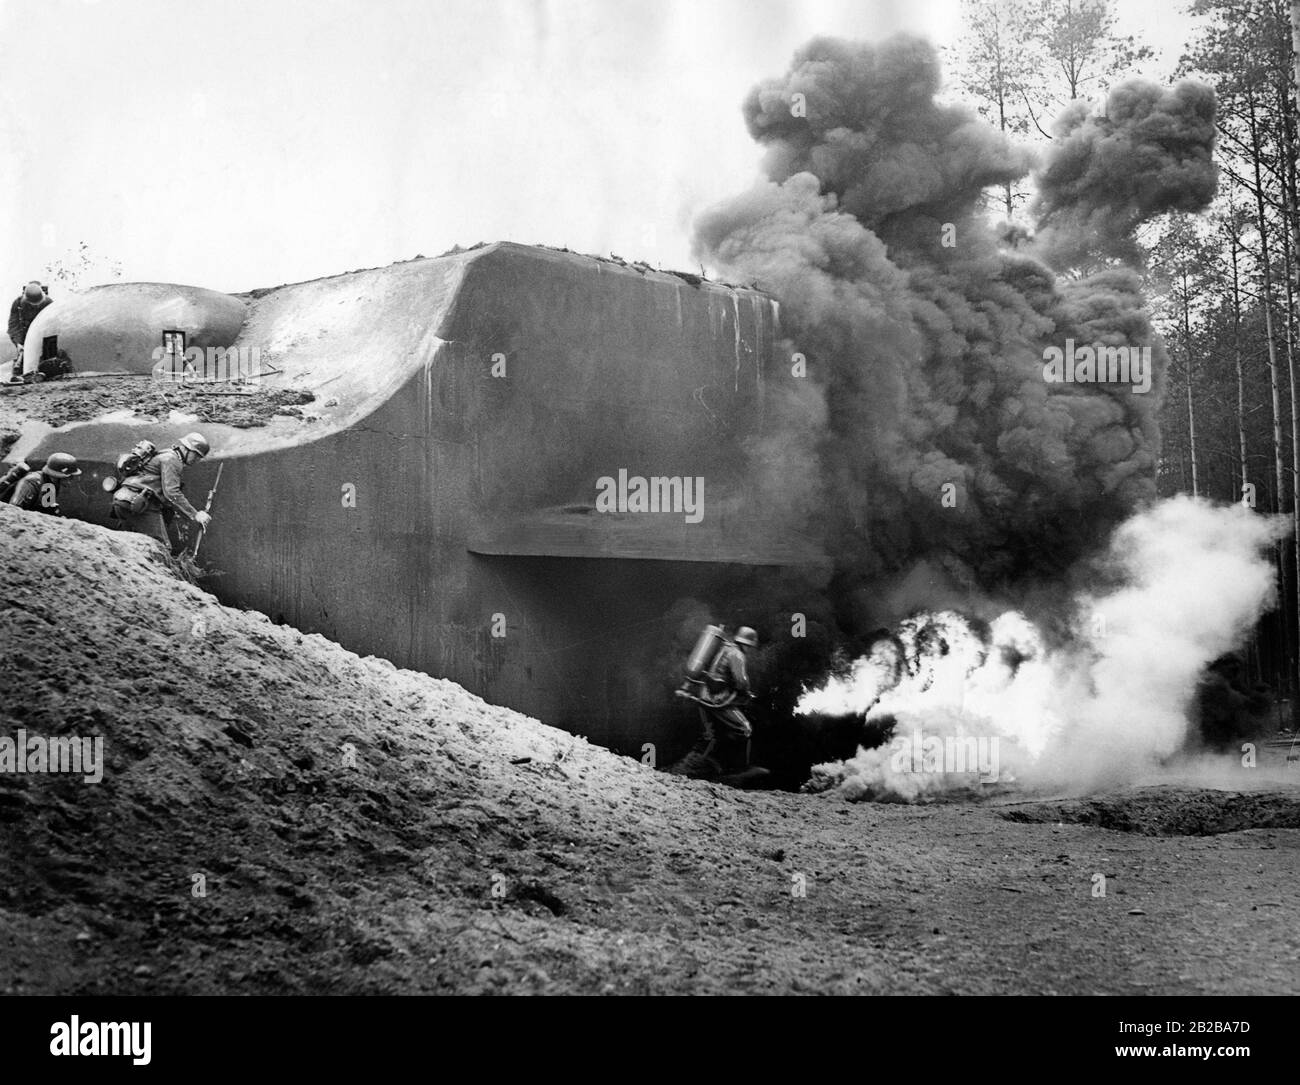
[0,0,1296,1061]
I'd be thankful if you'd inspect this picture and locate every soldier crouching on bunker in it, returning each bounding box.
[669,624,767,784]
[7,281,53,384]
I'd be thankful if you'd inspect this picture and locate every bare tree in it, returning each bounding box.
[953,0,1038,217]
[1022,0,1155,135]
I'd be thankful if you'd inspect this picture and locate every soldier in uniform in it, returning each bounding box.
[7,453,81,515]
[112,432,213,553]
[669,625,760,781]
[7,282,53,383]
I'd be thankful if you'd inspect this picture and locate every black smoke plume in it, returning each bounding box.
[695,33,1217,605]
[1034,80,1218,269]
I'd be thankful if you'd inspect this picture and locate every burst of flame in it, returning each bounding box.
[797,609,1067,798]
[797,500,1288,803]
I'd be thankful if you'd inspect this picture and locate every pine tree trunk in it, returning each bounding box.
[1231,210,1248,498]
[1232,203,1260,682]
[1282,229,1300,703]
[1292,2,1300,116]
[994,5,1014,220]
[1248,90,1291,695]
[1182,270,1199,498]
[1284,4,1300,709]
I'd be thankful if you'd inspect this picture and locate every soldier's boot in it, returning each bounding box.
[666,740,722,779]
[717,737,772,788]
[715,736,751,775]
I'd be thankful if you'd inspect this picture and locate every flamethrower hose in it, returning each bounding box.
[675,686,742,709]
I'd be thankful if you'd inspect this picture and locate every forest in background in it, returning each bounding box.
[952,0,1300,702]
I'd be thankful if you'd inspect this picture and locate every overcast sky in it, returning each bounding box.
[0,0,1194,294]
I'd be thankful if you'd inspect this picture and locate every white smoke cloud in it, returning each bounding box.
[803,497,1289,801]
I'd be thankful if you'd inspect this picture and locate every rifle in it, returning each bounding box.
[191,462,224,559]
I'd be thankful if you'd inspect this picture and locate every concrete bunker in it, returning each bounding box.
[21,282,248,380]
[15,244,826,757]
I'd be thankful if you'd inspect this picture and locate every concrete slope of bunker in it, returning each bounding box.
[12,244,824,757]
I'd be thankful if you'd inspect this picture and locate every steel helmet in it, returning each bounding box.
[42,452,81,478]
[734,626,758,648]
[23,282,44,303]
[178,432,210,458]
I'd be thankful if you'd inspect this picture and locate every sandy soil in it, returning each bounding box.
[1,505,1297,995]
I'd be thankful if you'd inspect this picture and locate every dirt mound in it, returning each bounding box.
[999,786,1300,835]
[0,380,314,434]
[0,504,749,993]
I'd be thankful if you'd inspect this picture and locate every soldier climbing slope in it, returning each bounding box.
[110,432,213,554]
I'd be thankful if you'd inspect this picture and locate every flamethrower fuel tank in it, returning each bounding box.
[683,624,726,681]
